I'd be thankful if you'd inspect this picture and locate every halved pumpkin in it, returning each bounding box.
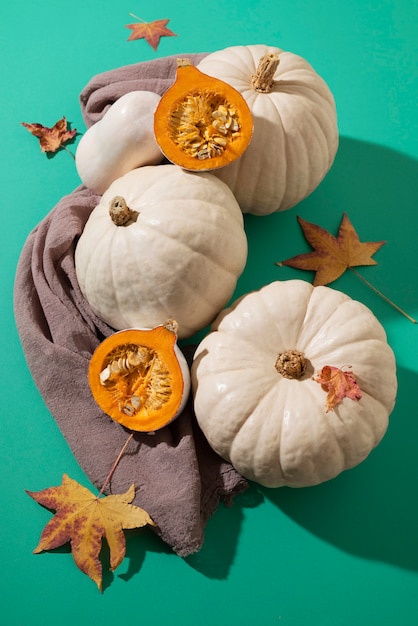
[88,321,190,432]
[154,58,253,171]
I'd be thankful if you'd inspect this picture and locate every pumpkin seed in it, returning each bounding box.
[169,92,241,160]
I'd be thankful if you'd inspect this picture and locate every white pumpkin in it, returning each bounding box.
[197,44,339,215]
[191,280,397,487]
[75,91,163,194]
[75,164,248,339]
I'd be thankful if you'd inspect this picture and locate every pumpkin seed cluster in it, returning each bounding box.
[99,342,172,418]
[169,91,241,160]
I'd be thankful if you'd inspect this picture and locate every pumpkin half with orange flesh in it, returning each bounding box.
[89,321,190,432]
[154,58,253,171]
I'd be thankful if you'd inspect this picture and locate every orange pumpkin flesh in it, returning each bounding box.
[154,58,253,171]
[88,322,187,432]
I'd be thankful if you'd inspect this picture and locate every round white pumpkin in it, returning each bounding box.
[75,164,248,339]
[75,91,163,194]
[191,280,397,487]
[197,44,339,215]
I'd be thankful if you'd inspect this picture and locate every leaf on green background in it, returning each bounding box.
[125,18,177,51]
[21,116,77,154]
[26,474,155,592]
[277,212,386,285]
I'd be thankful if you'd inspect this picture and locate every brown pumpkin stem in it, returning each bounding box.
[275,350,307,379]
[109,196,135,226]
[163,318,179,335]
[176,57,192,68]
[251,53,280,93]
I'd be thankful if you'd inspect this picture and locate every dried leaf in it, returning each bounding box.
[26,474,155,591]
[125,18,177,51]
[277,213,386,286]
[21,116,77,154]
[313,366,362,412]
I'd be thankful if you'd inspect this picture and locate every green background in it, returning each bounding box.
[2,0,418,624]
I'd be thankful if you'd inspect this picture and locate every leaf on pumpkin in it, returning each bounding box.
[313,365,362,412]
[26,474,155,592]
[277,213,386,286]
[125,18,177,51]
[21,116,77,154]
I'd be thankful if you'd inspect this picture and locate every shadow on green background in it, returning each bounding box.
[241,136,418,324]
[263,363,418,573]
[21,137,418,592]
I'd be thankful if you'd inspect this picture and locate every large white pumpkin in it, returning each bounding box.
[75,165,248,339]
[197,44,339,215]
[191,280,397,487]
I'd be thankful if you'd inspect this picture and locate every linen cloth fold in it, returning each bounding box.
[14,54,247,557]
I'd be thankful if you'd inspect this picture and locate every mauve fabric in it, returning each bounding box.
[14,54,247,557]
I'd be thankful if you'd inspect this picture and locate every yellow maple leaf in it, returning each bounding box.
[26,474,155,591]
[277,212,386,286]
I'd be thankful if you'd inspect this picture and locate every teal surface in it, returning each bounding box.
[2,1,418,624]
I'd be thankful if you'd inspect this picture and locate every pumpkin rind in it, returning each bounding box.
[75,164,248,339]
[154,59,253,171]
[75,90,163,194]
[89,322,190,432]
[197,44,339,215]
[191,280,397,487]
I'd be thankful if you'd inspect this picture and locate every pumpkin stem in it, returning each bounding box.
[163,318,179,335]
[109,196,136,226]
[251,53,280,93]
[275,350,307,379]
[176,58,192,68]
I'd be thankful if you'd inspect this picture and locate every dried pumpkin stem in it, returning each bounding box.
[97,432,135,498]
[176,58,192,68]
[251,53,280,93]
[109,196,135,226]
[275,350,307,379]
[348,267,417,323]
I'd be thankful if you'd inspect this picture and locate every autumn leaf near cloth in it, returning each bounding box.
[26,474,155,592]
[125,16,177,51]
[313,366,362,412]
[277,212,416,323]
[21,116,77,157]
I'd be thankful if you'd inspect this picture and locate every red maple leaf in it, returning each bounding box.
[125,18,177,51]
[21,116,77,154]
[313,366,362,412]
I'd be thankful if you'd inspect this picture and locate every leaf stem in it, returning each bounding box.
[349,267,417,324]
[128,12,146,22]
[62,145,75,159]
[97,432,135,498]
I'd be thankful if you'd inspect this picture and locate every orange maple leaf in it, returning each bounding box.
[313,365,362,412]
[21,116,77,154]
[26,474,155,591]
[277,213,386,286]
[125,18,177,51]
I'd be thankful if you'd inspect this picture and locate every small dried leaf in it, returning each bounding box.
[125,18,177,51]
[313,366,362,412]
[26,474,155,591]
[277,213,386,286]
[21,116,77,154]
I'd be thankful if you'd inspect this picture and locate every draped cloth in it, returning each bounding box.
[14,54,247,557]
